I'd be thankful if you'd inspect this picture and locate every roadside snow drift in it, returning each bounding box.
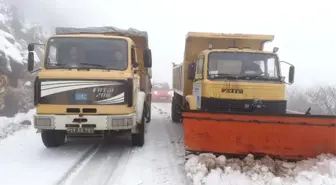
[0,109,35,139]
[185,153,336,185]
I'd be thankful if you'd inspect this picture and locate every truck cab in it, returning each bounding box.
[27,27,152,148]
[171,32,295,122]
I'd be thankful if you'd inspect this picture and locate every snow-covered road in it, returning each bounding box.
[2,102,335,185]
[0,103,187,185]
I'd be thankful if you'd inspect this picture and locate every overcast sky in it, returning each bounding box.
[5,0,336,87]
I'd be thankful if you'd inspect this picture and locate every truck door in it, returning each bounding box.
[193,55,204,110]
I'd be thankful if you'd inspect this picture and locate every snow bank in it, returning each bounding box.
[0,108,35,139]
[185,153,336,185]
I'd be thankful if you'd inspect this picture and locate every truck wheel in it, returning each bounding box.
[41,130,66,148]
[171,97,181,123]
[145,102,151,123]
[131,107,145,147]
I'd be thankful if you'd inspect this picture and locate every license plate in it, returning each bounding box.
[67,127,94,133]
[160,97,167,99]
[74,92,88,101]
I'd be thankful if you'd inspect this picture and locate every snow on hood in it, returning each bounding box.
[185,153,336,185]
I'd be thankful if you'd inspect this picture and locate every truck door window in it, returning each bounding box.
[196,56,204,75]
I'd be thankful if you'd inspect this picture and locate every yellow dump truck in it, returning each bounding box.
[27,27,152,148]
[173,32,336,160]
[172,32,288,120]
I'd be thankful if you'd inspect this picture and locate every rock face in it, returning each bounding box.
[0,55,34,117]
[0,1,45,117]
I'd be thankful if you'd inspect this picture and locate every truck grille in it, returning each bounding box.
[38,80,127,105]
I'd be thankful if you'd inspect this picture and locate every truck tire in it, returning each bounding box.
[41,130,66,148]
[171,97,181,123]
[131,107,145,147]
[145,102,151,123]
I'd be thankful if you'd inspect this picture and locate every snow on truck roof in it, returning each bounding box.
[186,32,274,41]
[55,27,148,38]
[55,27,149,46]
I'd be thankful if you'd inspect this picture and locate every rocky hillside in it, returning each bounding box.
[0,0,47,116]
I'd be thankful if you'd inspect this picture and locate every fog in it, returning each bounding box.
[5,0,336,87]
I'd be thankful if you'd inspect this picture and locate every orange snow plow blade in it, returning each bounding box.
[183,111,336,160]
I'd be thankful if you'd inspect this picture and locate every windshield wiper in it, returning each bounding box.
[209,73,280,81]
[79,63,107,68]
[209,73,241,79]
[238,74,279,81]
[53,63,71,69]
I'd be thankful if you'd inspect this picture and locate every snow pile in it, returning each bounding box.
[0,108,35,139]
[185,153,336,185]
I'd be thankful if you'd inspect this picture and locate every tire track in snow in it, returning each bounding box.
[56,143,102,185]
[152,103,192,185]
[57,137,132,185]
[54,104,187,185]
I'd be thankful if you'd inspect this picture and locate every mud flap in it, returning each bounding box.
[182,111,336,160]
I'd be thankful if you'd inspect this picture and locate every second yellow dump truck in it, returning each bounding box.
[173,32,336,160]
[172,32,290,120]
[27,26,152,148]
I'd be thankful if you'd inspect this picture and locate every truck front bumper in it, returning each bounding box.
[34,113,136,130]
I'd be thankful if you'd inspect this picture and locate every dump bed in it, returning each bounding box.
[180,32,274,96]
[172,63,184,95]
[55,27,151,95]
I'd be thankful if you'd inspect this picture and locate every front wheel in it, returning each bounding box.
[131,107,145,147]
[171,97,181,123]
[145,102,151,123]
[41,130,66,148]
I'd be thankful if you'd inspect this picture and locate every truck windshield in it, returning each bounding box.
[45,37,128,70]
[208,52,280,80]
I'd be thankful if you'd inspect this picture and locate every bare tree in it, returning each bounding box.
[287,85,336,115]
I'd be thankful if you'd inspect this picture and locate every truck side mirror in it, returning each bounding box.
[148,68,152,78]
[188,62,196,80]
[143,48,152,68]
[28,43,34,52]
[27,52,35,72]
[288,65,295,84]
